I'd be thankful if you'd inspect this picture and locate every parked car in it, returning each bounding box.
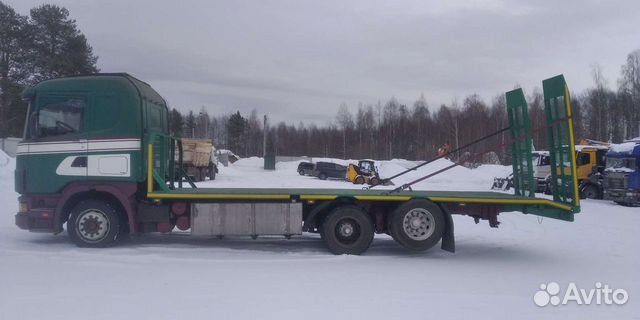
[313,162,347,180]
[297,162,315,175]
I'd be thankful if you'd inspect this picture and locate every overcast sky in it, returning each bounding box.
[7,0,640,124]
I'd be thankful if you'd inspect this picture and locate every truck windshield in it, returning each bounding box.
[30,98,85,139]
[606,157,636,172]
[532,154,539,165]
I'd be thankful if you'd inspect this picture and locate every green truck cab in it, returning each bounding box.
[15,73,580,255]
[16,74,165,234]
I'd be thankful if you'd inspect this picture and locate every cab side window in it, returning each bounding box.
[147,105,165,132]
[577,153,590,166]
[35,98,85,138]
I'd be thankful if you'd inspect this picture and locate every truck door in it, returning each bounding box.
[575,151,593,181]
[22,94,88,193]
[86,94,136,179]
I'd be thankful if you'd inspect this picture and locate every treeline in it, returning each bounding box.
[170,49,640,162]
[0,1,98,137]
[171,95,512,162]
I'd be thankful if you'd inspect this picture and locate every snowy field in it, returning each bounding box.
[0,155,637,320]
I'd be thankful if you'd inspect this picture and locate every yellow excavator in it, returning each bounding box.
[347,160,382,186]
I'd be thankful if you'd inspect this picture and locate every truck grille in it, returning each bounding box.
[605,177,626,189]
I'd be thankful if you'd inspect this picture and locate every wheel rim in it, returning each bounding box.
[75,209,110,243]
[402,208,435,241]
[334,218,361,245]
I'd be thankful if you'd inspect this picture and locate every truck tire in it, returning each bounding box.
[389,200,445,252]
[354,175,365,184]
[580,184,601,199]
[67,199,123,248]
[369,177,380,186]
[321,206,374,255]
[209,164,217,180]
[192,168,204,182]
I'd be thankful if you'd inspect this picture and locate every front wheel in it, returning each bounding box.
[389,200,445,252]
[67,199,123,248]
[321,206,374,255]
[580,184,601,199]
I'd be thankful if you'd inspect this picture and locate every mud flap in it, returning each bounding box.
[440,211,455,253]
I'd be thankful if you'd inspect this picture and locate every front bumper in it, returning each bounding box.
[15,208,56,232]
[535,178,548,193]
[604,189,640,205]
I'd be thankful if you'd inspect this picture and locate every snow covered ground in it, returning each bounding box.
[0,155,637,320]
[201,156,512,191]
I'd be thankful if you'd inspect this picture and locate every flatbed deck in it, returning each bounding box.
[148,188,574,219]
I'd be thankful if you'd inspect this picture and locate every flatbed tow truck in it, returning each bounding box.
[15,73,580,254]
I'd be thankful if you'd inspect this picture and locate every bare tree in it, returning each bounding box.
[335,103,354,159]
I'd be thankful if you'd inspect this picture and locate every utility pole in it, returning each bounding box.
[263,115,267,157]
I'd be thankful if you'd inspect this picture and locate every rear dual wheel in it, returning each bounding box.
[389,200,445,252]
[321,206,374,255]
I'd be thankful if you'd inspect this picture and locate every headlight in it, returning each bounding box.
[19,201,28,213]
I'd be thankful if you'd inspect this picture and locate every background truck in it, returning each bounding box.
[532,151,551,192]
[574,145,608,199]
[179,138,218,182]
[14,73,580,255]
[543,145,608,199]
[493,151,549,192]
[603,140,640,206]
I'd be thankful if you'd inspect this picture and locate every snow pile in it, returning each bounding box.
[375,161,408,178]
[0,150,14,181]
[232,156,265,168]
[307,157,353,167]
[387,158,420,169]
[610,142,638,153]
[391,158,504,191]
